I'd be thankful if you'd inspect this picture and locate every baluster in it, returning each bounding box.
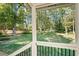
[45,47,47,56]
[54,47,56,56]
[51,47,52,56]
[43,46,45,56]
[73,50,75,56]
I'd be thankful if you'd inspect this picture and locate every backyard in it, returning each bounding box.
[0,3,75,56]
[0,31,74,55]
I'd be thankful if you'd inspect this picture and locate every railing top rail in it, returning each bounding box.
[9,42,32,56]
[37,41,78,51]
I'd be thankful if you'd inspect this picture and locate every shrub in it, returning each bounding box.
[22,31,32,34]
[0,32,10,41]
[0,37,10,41]
[0,32,2,35]
[0,32,9,38]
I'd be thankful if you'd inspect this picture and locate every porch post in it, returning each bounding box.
[31,5,37,56]
[75,3,79,56]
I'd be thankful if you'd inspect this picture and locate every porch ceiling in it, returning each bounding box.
[30,3,56,8]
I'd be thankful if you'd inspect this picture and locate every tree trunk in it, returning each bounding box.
[12,14,16,36]
[3,24,8,35]
[73,20,75,34]
[39,27,42,32]
[65,26,68,36]
[13,27,16,35]
[12,3,18,36]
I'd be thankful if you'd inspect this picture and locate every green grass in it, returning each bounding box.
[0,33,32,54]
[0,32,73,55]
[37,32,72,43]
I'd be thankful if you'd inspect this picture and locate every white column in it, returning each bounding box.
[31,5,37,56]
[75,3,79,56]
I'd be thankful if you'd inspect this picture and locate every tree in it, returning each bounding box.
[37,9,53,32]
[61,7,75,35]
[0,3,31,35]
[37,4,75,35]
[17,3,31,31]
[0,4,14,35]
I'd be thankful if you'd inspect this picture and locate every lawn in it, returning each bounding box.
[37,32,73,43]
[0,33,32,54]
[0,32,73,55]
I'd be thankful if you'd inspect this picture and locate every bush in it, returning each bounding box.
[0,32,2,35]
[0,32,6,37]
[0,37,10,41]
[0,32,5,37]
[22,31,32,34]
[0,32,10,41]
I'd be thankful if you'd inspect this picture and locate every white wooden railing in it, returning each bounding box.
[37,41,78,56]
[9,42,32,56]
[37,41,78,50]
[8,41,79,56]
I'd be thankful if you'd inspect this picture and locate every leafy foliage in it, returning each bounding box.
[0,3,31,35]
[37,4,75,33]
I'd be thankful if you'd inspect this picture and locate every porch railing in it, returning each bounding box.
[9,41,78,56]
[37,41,77,56]
[9,42,32,56]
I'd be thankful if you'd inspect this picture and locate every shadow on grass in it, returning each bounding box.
[37,32,73,43]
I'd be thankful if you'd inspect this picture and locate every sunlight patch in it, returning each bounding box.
[15,41,30,44]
